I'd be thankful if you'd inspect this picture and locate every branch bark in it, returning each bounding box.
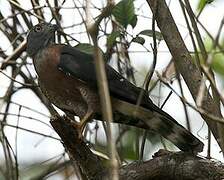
[119,149,224,180]
[50,117,108,180]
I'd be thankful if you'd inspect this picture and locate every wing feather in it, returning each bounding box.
[58,45,150,107]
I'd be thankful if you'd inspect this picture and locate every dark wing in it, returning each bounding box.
[58,45,151,107]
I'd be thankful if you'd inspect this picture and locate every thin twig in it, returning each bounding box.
[87,1,119,179]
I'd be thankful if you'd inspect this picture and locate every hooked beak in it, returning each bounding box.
[49,24,59,32]
[52,24,59,31]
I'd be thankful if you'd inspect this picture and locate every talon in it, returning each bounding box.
[71,121,84,139]
[71,109,94,139]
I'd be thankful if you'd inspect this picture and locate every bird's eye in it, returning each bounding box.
[34,25,42,32]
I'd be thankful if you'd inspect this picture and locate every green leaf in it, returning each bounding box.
[195,37,224,76]
[197,0,207,11]
[197,0,214,12]
[139,29,163,41]
[112,0,137,28]
[130,14,137,28]
[132,36,145,45]
[211,54,224,76]
[106,31,120,49]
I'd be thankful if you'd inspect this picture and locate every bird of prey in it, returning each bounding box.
[26,23,203,153]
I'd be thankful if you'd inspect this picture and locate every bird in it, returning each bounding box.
[26,22,203,153]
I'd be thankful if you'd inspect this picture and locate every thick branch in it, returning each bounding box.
[50,117,108,180]
[119,149,224,180]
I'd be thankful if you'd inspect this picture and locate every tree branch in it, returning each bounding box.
[50,116,108,180]
[119,149,224,180]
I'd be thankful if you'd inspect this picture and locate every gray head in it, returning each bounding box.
[26,23,58,57]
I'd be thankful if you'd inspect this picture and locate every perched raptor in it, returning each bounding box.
[26,23,203,153]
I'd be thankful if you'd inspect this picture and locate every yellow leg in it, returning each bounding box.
[79,109,94,134]
[72,109,94,138]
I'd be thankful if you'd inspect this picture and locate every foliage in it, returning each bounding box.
[112,0,137,28]
[197,0,215,12]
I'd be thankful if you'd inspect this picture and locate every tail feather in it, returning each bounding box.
[112,98,204,153]
[148,112,203,152]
